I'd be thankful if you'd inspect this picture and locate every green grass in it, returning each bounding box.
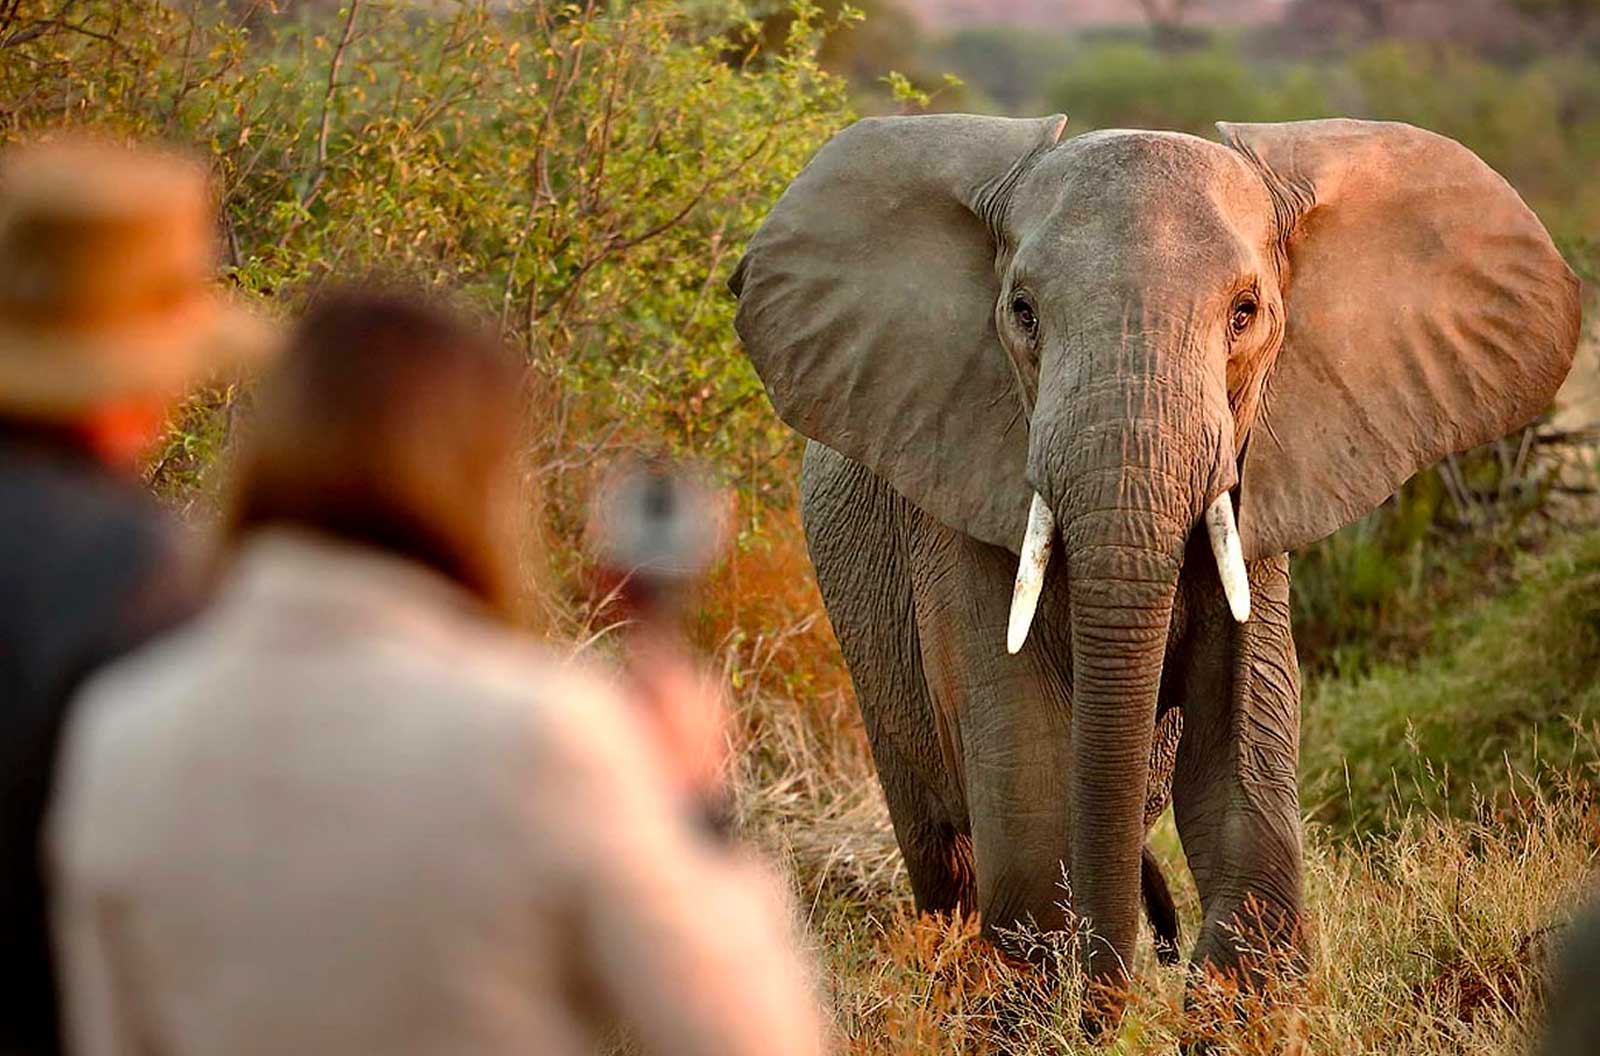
[1301,526,1600,835]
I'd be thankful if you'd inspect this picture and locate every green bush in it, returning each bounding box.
[1049,40,1328,135]
[0,0,851,520]
[1289,427,1585,675]
[1301,525,1600,835]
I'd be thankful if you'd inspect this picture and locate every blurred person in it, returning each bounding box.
[0,136,267,1056]
[48,291,827,1056]
[1541,899,1600,1056]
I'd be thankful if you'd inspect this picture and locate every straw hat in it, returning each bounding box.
[0,135,275,420]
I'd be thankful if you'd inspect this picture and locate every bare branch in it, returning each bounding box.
[315,1,361,177]
[1438,454,1478,522]
[534,128,776,322]
[2,12,126,54]
[275,0,363,250]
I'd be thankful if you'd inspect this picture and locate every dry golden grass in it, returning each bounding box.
[706,511,1600,1054]
[738,697,1599,1053]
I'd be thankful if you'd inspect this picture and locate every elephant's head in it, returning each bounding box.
[730,115,1580,986]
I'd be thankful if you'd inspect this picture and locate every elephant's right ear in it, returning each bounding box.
[730,114,1068,553]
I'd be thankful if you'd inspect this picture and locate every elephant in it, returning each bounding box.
[728,114,1582,1017]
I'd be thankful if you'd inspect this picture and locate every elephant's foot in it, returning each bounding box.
[1181,970,1308,1055]
[1079,977,1134,1044]
[1191,891,1305,984]
[901,821,978,916]
[1183,896,1307,1047]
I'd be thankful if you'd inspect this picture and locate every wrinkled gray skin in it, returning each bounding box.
[731,115,1581,1019]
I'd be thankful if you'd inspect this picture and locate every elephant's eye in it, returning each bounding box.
[1011,295,1038,339]
[1230,296,1258,336]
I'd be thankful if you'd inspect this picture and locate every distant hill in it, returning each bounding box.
[901,0,1286,30]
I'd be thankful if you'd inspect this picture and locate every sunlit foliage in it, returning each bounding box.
[0,0,851,517]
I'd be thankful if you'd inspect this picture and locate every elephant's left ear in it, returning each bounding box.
[1218,118,1582,559]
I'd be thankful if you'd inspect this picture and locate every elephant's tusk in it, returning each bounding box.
[1205,491,1251,623]
[1007,492,1056,654]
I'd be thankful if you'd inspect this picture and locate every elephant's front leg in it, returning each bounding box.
[907,522,1078,947]
[1169,544,1304,983]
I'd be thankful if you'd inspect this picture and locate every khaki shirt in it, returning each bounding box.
[50,530,826,1056]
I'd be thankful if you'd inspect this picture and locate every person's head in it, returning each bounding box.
[228,288,528,614]
[0,134,273,467]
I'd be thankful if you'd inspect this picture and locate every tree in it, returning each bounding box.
[1135,0,1199,47]
[1275,0,1572,57]
[0,0,853,510]
[1278,0,1415,39]
[1510,0,1600,45]
[1342,0,1404,31]
[734,0,962,110]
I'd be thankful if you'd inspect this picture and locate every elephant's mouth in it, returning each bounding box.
[1004,489,1250,654]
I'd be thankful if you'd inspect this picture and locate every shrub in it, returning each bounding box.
[1289,422,1595,675]
[1048,39,1328,135]
[0,0,850,546]
[1300,526,1600,834]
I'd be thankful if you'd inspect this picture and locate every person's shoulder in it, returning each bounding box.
[449,626,664,783]
[0,442,174,549]
[454,627,626,731]
[0,444,195,614]
[64,610,216,775]
[50,613,219,876]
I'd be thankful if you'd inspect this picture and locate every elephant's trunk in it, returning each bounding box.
[1023,317,1237,1019]
[1060,495,1181,1004]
